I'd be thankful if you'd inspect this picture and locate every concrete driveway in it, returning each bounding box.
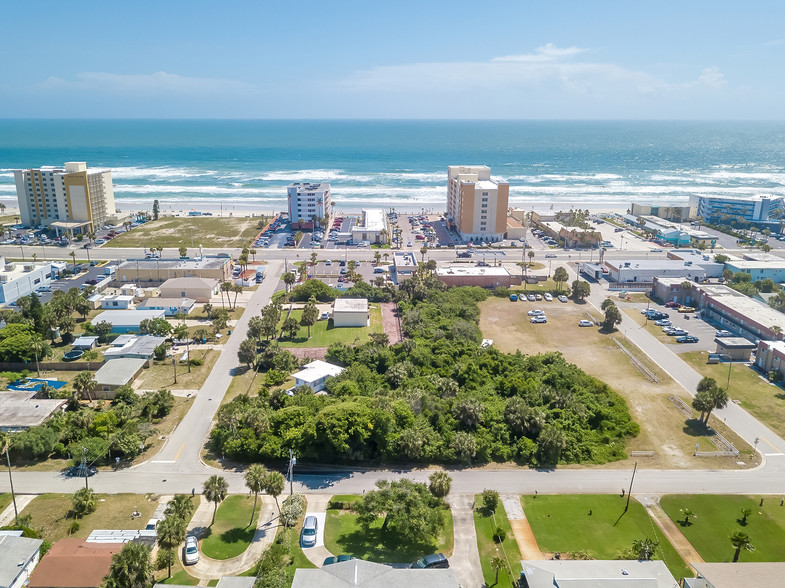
[447,494,484,588]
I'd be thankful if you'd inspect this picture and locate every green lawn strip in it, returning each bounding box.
[524,495,690,579]
[660,495,785,562]
[157,563,200,586]
[0,494,12,516]
[207,580,219,587]
[324,500,453,564]
[278,306,383,348]
[20,493,157,544]
[680,350,785,437]
[201,495,260,560]
[473,496,523,587]
[104,217,266,249]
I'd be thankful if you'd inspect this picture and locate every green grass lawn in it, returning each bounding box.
[661,495,785,562]
[324,500,453,564]
[139,349,219,391]
[157,559,200,586]
[681,350,785,438]
[524,494,690,579]
[201,495,260,560]
[20,493,158,544]
[278,306,383,348]
[474,496,523,587]
[0,494,12,517]
[104,216,267,249]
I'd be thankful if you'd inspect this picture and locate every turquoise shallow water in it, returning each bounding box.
[0,120,784,213]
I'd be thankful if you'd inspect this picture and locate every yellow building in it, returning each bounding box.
[13,162,116,232]
[446,165,509,242]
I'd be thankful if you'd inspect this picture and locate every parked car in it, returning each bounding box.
[545,253,557,258]
[715,330,733,337]
[184,536,199,565]
[320,312,330,320]
[677,335,699,343]
[530,316,547,323]
[527,309,544,316]
[543,293,553,302]
[411,554,450,569]
[668,329,689,336]
[558,295,568,303]
[301,515,318,547]
[678,306,696,313]
[527,294,536,302]
[509,294,518,302]
[654,319,672,326]
[67,465,97,477]
[324,555,354,566]
[578,320,593,327]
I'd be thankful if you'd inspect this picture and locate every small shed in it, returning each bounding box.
[714,336,757,362]
[72,336,99,350]
[332,298,369,327]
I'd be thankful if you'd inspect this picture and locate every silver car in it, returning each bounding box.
[301,515,318,547]
[184,536,199,565]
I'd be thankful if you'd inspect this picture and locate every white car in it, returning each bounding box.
[558,295,568,303]
[535,294,543,301]
[578,320,593,327]
[527,309,545,316]
[527,294,536,301]
[654,319,672,326]
[543,293,553,302]
[184,536,199,565]
[530,316,547,324]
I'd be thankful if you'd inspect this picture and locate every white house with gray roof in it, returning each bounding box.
[0,534,44,588]
[292,559,458,588]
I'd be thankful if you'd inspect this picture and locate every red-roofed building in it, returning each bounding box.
[29,538,124,588]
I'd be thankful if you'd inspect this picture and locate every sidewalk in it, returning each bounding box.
[0,495,36,526]
[502,494,543,560]
[186,495,278,580]
[637,496,704,572]
[447,494,484,588]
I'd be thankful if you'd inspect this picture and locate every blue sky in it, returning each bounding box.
[1,0,783,119]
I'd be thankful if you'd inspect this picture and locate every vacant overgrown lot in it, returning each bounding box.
[105,216,265,248]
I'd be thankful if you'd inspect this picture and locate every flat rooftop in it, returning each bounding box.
[91,309,166,326]
[292,360,345,383]
[0,392,66,429]
[119,257,228,271]
[437,266,511,277]
[333,298,368,312]
[707,294,785,332]
[94,358,147,387]
[355,209,386,231]
[288,182,330,194]
[520,559,678,588]
[608,259,705,271]
[393,252,418,267]
[725,260,785,270]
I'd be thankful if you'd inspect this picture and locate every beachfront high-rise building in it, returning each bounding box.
[694,193,783,224]
[446,165,509,242]
[287,182,331,228]
[13,162,116,234]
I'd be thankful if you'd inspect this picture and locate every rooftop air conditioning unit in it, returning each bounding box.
[23,264,34,272]
[0,275,8,283]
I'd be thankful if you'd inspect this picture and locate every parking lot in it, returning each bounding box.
[631,300,720,353]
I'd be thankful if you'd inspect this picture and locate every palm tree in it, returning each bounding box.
[157,515,186,578]
[73,370,96,402]
[310,252,318,266]
[103,541,153,588]
[203,475,228,526]
[245,464,268,526]
[528,250,535,266]
[69,250,76,268]
[730,531,754,562]
[420,246,428,262]
[740,507,752,525]
[490,555,506,585]
[71,487,96,518]
[282,272,296,292]
[428,471,452,500]
[174,324,191,373]
[249,248,257,263]
[164,494,196,523]
[681,508,694,526]
[262,470,285,520]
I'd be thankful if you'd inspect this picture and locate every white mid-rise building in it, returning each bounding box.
[13,162,116,233]
[287,182,331,226]
[446,165,509,242]
[0,256,57,305]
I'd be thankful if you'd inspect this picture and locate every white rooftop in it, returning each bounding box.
[357,209,386,231]
[521,560,678,588]
[292,360,345,384]
[91,309,166,326]
[437,266,511,277]
[334,298,369,313]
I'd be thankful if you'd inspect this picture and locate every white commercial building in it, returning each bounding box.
[291,360,345,393]
[287,182,331,225]
[13,162,116,232]
[332,298,369,327]
[0,257,56,305]
[351,209,387,244]
[695,193,784,224]
[446,165,509,242]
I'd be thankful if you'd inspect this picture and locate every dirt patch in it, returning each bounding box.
[287,347,327,361]
[479,297,752,470]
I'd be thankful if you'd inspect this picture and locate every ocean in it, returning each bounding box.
[0,119,784,215]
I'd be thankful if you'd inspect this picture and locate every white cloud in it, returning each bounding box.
[36,71,253,95]
[337,44,727,99]
[491,43,587,62]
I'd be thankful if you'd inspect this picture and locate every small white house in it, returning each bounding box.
[101,295,135,310]
[0,535,43,588]
[291,360,345,393]
[332,298,369,327]
[137,297,196,316]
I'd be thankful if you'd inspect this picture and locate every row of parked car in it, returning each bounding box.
[509,293,569,303]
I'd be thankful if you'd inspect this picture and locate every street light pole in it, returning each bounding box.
[717,353,733,390]
[288,449,296,496]
[624,461,638,512]
[4,443,18,525]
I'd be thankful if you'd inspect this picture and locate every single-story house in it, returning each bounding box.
[87,293,102,309]
[157,277,221,303]
[92,358,148,398]
[90,309,166,333]
[687,562,785,588]
[137,297,196,316]
[100,294,135,310]
[714,337,757,362]
[519,559,678,588]
[291,559,459,588]
[292,360,345,393]
[235,270,256,287]
[103,335,166,361]
[0,391,67,432]
[0,533,43,588]
[332,298,369,327]
[72,336,99,350]
[436,266,522,288]
[29,538,124,588]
